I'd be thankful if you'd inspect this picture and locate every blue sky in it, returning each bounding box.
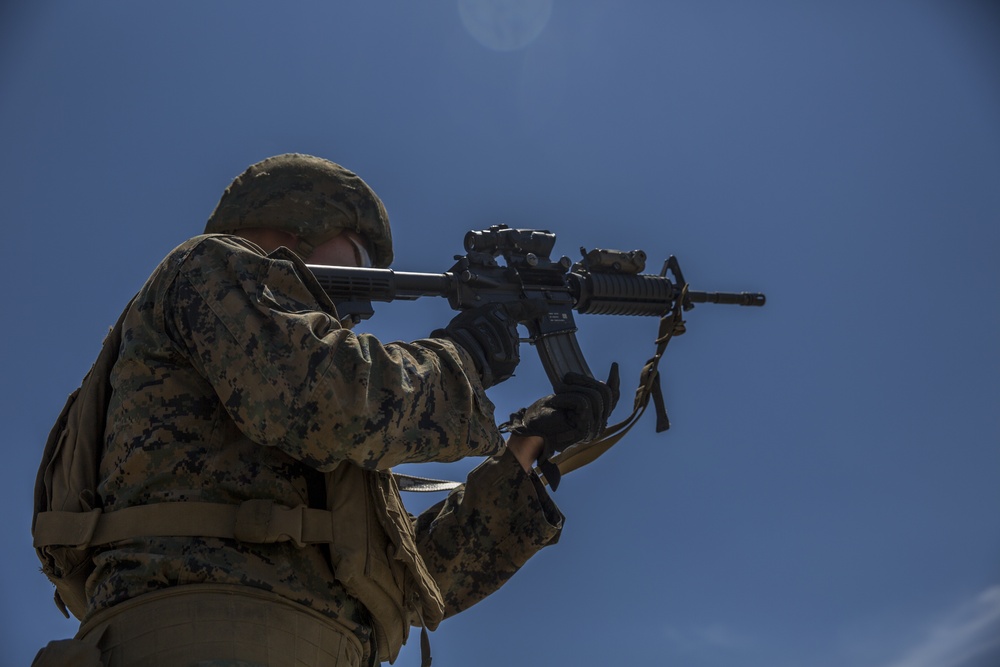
[2,2,999,666]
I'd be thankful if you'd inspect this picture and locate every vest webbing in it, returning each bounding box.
[33,500,335,551]
[34,497,439,666]
[33,468,462,553]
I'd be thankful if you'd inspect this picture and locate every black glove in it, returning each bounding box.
[504,363,620,447]
[502,364,620,489]
[432,300,546,388]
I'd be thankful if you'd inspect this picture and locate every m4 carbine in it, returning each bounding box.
[308,225,765,481]
[309,224,764,383]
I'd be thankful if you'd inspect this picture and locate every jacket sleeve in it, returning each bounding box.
[412,447,563,618]
[159,235,504,471]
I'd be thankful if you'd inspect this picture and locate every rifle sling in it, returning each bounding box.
[541,285,688,485]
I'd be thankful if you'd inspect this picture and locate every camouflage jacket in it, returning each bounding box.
[90,234,562,640]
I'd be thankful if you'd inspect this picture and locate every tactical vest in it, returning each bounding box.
[32,305,445,664]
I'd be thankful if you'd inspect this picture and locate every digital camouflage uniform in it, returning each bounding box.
[88,233,563,656]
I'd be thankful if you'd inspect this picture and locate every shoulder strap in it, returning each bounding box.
[33,299,136,619]
[34,299,134,525]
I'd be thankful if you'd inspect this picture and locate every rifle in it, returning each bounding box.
[308,225,765,484]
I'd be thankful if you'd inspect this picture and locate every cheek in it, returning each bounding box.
[309,240,357,266]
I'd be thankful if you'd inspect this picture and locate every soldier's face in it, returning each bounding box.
[308,230,372,268]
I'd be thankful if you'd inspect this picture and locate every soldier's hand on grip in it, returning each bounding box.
[503,363,620,451]
[502,364,620,490]
[432,300,546,389]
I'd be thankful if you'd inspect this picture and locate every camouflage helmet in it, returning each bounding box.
[204,153,393,267]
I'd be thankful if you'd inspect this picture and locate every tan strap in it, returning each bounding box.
[32,472,452,553]
[33,500,334,550]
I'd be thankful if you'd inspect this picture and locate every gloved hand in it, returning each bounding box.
[431,300,546,388]
[502,364,620,489]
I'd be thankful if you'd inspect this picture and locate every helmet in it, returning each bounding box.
[204,153,393,267]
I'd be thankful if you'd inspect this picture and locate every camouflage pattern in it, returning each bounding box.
[204,154,394,267]
[91,234,562,648]
[415,454,562,616]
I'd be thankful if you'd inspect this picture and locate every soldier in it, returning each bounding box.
[34,154,617,666]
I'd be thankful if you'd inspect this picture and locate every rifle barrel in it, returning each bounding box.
[687,291,766,306]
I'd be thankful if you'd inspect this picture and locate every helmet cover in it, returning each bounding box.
[205,153,392,267]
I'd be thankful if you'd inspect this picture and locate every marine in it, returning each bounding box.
[32,154,618,666]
